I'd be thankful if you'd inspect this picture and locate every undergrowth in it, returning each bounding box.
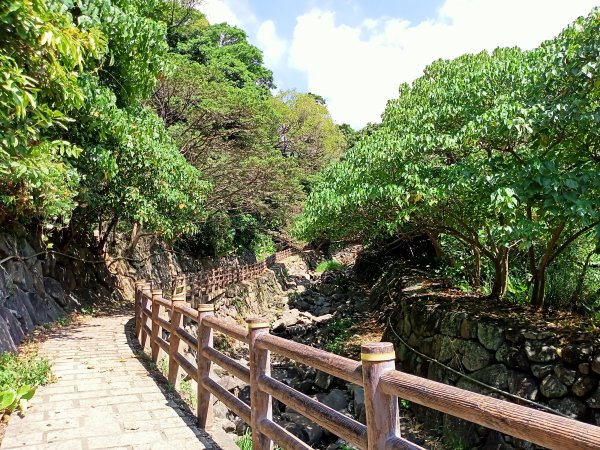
[315,260,345,273]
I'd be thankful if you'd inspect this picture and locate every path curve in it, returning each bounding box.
[2,314,236,450]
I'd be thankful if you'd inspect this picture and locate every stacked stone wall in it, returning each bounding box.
[384,297,600,448]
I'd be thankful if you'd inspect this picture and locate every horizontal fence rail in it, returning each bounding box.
[134,251,600,450]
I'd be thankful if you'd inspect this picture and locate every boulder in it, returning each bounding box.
[531,364,555,379]
[458,364,509,393]
[540,374,568,399]
[5,287,35,333]
[460,340,492,372]
[0,306,23,353]
[318,389,348,412]
[572,376,597,398]
[554,365,577,386]
[478,323,504,351]
[548,397,588,420]
[495,344,530,371]
[460,318,478,340]
[592,353,600,375]
[349,384,365,423]
[561,343,593,365]
[507,372,539,401]
[587,386,600,409]
[440,311,466,337]
[504,328,526,344]
[434,335,458,363]
[579,363,591,375]
[314,371,334,390]
[281,412,324,446]
[43,277,67,307]
[524,341,558,363]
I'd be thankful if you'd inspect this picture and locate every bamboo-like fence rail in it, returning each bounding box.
[134,250,600,450]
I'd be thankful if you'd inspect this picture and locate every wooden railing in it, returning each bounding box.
[134,281,600,450]
[162,248,295,302]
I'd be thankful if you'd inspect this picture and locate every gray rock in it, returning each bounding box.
[434,335,458,363]
[478,323,504,351]
[504,328,526,344]
[410,304,441,338]
[524,341,557,363]
[495,344,530,371]
[548,397,588,420]
[587,387,600,409]
[0,307,24,352]
[349,384,365,423]
[531,364,555,379]
[460,318,478,339]
[440,311,466,337]
[458,364,509,393]
[318,389,348,411]
[508,372,539,401]
[6,287,35,333]
[554,365,577,386]
[44,277,67,306]
[592,353,600,375]
[522,330,556,340]
[572,376,597,397]
[540,374,568,398]
[562,344,593,365]
[314,371,334,390]
[460,340,492,372]
[281,412,323,446]
[579,363,591,375]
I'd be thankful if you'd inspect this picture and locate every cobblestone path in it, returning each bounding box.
[2,314,236,450]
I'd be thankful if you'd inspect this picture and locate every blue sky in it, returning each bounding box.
[201,0,599,128]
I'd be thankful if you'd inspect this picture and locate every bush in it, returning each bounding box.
[0,351,52,419]
[0,352,52,391]
[315,260,345,273]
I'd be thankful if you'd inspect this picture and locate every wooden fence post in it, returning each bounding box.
[140,282,152,350]
[134,280,145,338]
[197,303,215,428]
[150,288,163,363]
[168,287,186,388]
[361,342,400,450]
[247,317,272,450]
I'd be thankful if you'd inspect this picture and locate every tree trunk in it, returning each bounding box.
[471,245,481,290]
[97,217,118,255]
[426,231,444,259]
[490,247,509,300]
[128,222,143,256]
[531,266,546,309]
[531,222,566,309]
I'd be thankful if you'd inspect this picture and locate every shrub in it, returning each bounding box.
[315,260,345,273]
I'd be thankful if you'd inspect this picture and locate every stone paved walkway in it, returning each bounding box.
[2,314,236,450]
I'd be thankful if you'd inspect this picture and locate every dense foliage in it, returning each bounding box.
[296,8,600,311]
[1,0,344,258]
[148,4,345,255]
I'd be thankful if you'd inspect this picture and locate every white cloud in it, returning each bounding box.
[288,0,599,128]
[257,20,288,68]
[201,0,244,27]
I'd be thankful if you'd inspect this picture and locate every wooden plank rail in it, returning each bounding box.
[134,247,600,450]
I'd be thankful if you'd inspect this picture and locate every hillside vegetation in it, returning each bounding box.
[295,8,600,312]
[0,0,346,259]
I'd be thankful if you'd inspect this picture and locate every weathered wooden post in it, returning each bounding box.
[150,287,163,363]
[361,342,400,450]
[140,282,152,349]
[247,317,272,450]
[168,285,186,388]
[197,303,215,428]
[134,280,145,338]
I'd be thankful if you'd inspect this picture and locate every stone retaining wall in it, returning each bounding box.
[383,295,600,449]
